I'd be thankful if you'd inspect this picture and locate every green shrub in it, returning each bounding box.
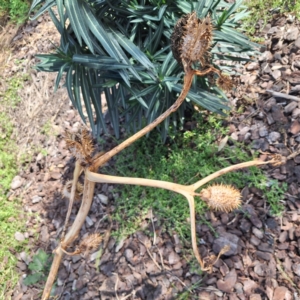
[29,0,256,140]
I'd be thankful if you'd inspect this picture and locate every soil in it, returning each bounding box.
[2,9,300,300]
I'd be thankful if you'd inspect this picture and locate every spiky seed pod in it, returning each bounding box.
[78,233,102,254]
[62,180,84,201]
[200,184,241,213]
[171,12,213,69]
[65,129,95,165]
[171,14,189,65]
[216,74,234,91]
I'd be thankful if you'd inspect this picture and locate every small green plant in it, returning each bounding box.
[40,149,48,156]
[0,198,28,295]
[264,179,287,216]
[41,120,52,136]
[0,113,16,190]
[0,0,31,24]
[23,250,52,286]
[176,278,203,300]
[1,74,29,108]
[0,72,31,296]
[242,0,300,36]
[104,115,276,241]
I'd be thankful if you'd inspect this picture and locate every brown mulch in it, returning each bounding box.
[2,10,300,300]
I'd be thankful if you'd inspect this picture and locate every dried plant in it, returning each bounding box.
[38,11,279,300]
[62,180,84,201]
[65,129,95,166]
[78,233,103,254]
[199,184,241,213]
[171,12,213,69]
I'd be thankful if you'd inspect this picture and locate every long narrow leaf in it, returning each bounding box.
[81,70,96,132]
[29,0,55,20]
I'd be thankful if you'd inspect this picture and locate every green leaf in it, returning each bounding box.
[82,3,119,58]
[29,0,55,20]
[65,0,95,52]
[111,29,155,73]
[54,62,69,92]
[81,70,95,132]
[87,71,108,135]
[72,54,129,70]
[23,273,45,286]
[73,65,86,123]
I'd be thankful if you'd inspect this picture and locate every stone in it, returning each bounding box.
[240,219,251,233]
[50,172,61,180]
[295,37,300,49]
[272,69,281,80]
[11,175,23,190]
[271,106,287,124]
[15,232,25,241]
[216,269,237,293]
[292,263,300,276]
[284,101,298,114]
[268,131,281,143]
[85,216,94,227]
[250,235,261,246]
[250,294,262,300]
[100,261,115,276]
[124,248,134,261]
[292,108,300,118]
[212,232,240,256]
[258,127,268,137]
[72,255,81,264]
[258,242,274,253]
[265,218,278,230]
[243,279,258,295]
[168,251,181,265]
[254,263,266,276]
[290,120,300,135]
[273,286,288,300]
[285,26,299,41]
[40,226,49,243]
[246,62,260,71]
[32,195,42,204]
[259,51,273,62]
[97,194,108,205]
[256,251,272,261]
[19,251,30,265]
[252,228,264,239]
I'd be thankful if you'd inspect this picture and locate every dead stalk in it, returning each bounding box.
[93,69,195,169]
[38,12,255,299]
[42,178,95,300]
[86,158,276,271]
[61,160,82,239]
[41,69,195,300]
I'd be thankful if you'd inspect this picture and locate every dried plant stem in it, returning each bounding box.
[93,68,195,170]
[191,159,272,191]
[41,179,95,300]
[86,157,276,271]
[62,160,82,239]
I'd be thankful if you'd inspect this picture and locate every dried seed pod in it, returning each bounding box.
[171,12,213,69]
[78,233,102,254]
[200,184,241,213]
[62,180,84,201]
[171,14,189,65]
[216,74,234,91]
[65,129,95,165]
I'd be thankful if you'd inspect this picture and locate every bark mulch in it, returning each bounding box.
[4,11,300,300]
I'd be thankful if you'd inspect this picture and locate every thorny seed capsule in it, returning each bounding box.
[200,184,241,213]
[171,12,213,69]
